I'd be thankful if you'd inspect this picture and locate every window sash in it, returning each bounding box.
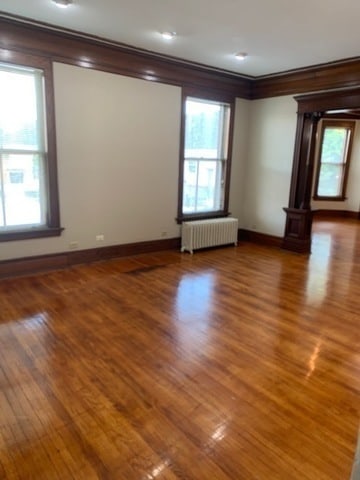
[313,120,355,201]
[0,152,47,229]
[183,158,225,213]
[0,55,62,242]
[317,163,344,197]
[0,50,61,242]
[178,93,233,221]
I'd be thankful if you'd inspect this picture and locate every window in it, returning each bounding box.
[0,53,61,241]
[177,92,234,222]
[313,120,355,200]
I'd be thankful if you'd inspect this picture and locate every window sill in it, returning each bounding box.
[312,196,346,202]
[0,227,64,242]
[176,211,230,224]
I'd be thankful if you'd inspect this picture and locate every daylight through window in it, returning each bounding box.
[179,96,232,220]
[314,120,355,200]
[0,64,47,230]
[0,55,61,242]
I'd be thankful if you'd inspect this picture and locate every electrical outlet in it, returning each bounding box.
[69,241,79,250]
[96,234,105,242]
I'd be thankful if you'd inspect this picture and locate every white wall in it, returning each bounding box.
[55,63,183,249]
[229,97,250,223]
[312,120,360,212]
[242,95,297,236]
[1,63,182,260]
[0,64,252,261]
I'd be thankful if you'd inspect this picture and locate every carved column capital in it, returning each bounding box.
[304,111,324,121]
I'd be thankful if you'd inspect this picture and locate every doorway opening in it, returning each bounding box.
[282,87,360,253]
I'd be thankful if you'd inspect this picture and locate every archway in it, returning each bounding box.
[282,86,360,253]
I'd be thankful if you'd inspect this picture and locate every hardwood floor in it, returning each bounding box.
[0,219,359,479]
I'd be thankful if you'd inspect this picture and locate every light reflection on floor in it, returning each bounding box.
[305,232,332,306]
[310,219,357,301]
[304,218,360,383]
[174,272,215,352]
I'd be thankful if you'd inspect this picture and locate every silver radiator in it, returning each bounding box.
[181,217,238,254]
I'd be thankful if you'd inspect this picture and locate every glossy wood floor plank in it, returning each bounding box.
[0,219,360,479]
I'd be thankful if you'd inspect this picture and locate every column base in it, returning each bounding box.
[282,207,312,254]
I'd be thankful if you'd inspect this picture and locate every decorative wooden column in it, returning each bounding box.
[282,112,322,253]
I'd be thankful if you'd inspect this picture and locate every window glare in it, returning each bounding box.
[186,99,221,115]
[185,98,229,160]
[320,128,347,164]
[318,164,342,197]
[0,69,40,150]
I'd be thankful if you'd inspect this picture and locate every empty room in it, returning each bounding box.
[0,1,359,479]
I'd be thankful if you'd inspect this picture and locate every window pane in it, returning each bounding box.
[2,154,44,227]
[183,159,221,213]
[185,99,228,159]
[183,160,198,212]
[317,164,343,197]
[197,161,221,211]
[0,189,4,227]
[320,128,347,164]
[0,68,42,152]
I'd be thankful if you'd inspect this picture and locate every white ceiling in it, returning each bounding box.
[0,0,359,77]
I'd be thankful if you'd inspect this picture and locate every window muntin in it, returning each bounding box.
[0,52,61,242]
[314,120,355,200]
[179,96,232,220]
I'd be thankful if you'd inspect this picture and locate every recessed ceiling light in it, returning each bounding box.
[161,31,176,40]
[235,52,248,61]
[52,0,73,8]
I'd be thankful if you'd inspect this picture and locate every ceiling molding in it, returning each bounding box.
[252,57,360,99]
[0,14,359,100]
[295,87,360,114]
[0,14,252,99]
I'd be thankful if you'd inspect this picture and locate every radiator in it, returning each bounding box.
[181,217,238,253]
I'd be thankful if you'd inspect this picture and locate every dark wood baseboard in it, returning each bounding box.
[0,229,286,279]
[312,209,359,220]
[238,229,282,248]
[0,237,181,279]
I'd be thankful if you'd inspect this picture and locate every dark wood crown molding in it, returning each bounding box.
[0,15,359,101]
[252,57,360,99]
[0,14,252,99]
[295,87,360,113]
